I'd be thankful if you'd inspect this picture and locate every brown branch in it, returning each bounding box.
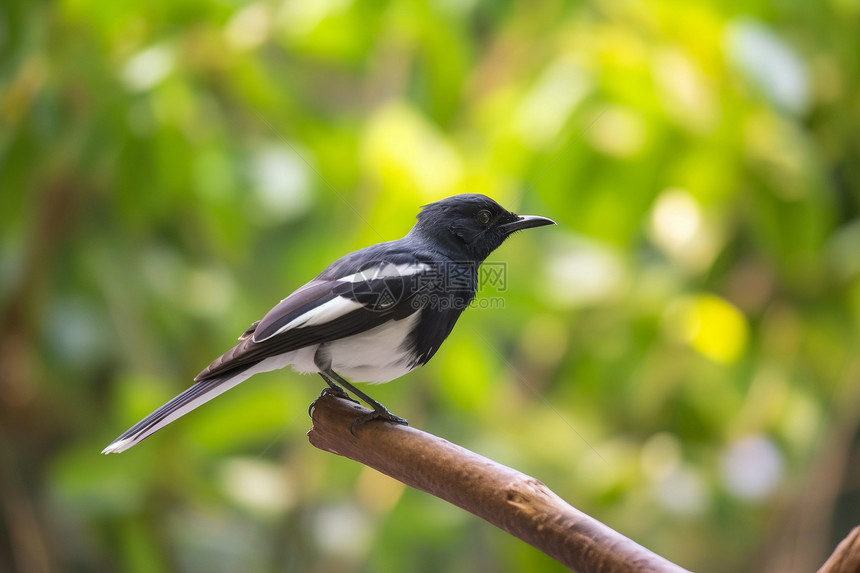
[816,527,860,573]
[307,394,692,573]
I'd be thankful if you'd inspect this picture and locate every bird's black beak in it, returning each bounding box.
[499,214,556,234]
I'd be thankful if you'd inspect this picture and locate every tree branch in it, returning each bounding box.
[307,394,691,573]
[816,527,860,573]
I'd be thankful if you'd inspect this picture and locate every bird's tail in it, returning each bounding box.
[101,365,255,454]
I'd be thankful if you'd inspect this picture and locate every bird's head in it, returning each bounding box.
[409,194,555,261]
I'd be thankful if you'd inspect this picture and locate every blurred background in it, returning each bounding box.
[2,0,859,571]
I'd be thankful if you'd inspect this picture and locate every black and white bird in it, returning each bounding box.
[102,194,554,453]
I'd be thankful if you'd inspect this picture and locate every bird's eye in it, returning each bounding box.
[477,210,491,226]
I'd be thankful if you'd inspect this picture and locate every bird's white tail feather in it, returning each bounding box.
[101,367,257,454]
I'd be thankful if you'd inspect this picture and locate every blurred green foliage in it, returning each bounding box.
[2,0,859,571]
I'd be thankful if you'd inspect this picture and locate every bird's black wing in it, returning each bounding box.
[194,259,436,381]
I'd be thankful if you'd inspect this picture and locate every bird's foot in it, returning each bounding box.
[349,406,408,436]
[308,386,358,417]
[317,369,408,434]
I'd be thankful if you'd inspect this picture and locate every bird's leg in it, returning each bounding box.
[309,373,358,416]
[323,369,409,435]
[318,372,354,399]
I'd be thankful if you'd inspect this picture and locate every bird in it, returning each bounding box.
[102,193,555,453]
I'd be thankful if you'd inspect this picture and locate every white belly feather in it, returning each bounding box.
[268,311,422,384]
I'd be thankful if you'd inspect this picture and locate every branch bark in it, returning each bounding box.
[307,394,691,573]
[816,527,860,573]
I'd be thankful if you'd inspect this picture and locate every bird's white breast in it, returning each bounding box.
[300,310,422,384]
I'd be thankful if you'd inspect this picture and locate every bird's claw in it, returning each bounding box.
[349,408,409,436]
[308,386,358,417]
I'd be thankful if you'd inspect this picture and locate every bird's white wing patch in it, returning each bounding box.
[253,263,431,343]
[270,296,364,337]
[336,262,430,284]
